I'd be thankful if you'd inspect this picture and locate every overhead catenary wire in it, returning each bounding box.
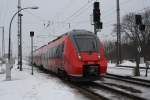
[62,0,94,23]
[102,0,131,20]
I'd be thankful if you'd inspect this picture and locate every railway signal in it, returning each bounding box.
[93,2,100,23]
[93,1,103,35]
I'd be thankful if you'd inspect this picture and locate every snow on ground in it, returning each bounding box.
[119,60,149,68]
[108,60,150,80]
[0,59,150,100]
[0,60,89,100]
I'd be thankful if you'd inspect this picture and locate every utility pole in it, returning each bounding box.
[18,0,23,71]
[116,0,121,65]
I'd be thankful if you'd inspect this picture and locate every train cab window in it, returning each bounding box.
[74,35,97,52]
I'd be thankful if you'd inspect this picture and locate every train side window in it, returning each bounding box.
[50,48,52,58]
[46,51,48,60]
[47,50,49,59]
[56,45,59,58]
[60,44,64,58]
[41,54,43,60]
[44,53,46,60]
[55,46,57,58]
[49,48,51,59]
[54,47,56,58]
[53,47,55,58]
[53,48,55,58]
[58,45,61,58]
[51,48,53,58]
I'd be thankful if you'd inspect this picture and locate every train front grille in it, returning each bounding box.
[83,64,100,78]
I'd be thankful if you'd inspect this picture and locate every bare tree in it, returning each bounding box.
[113,10,150,60]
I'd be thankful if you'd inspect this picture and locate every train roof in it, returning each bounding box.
[33,44,47,52]
[69,29,94,36]
[47,30,94,43]
[34,29,96,52]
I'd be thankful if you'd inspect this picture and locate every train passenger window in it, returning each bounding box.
[53,47,56,58]
[60,44,64,57]
[56,46,59,58]
[54,43,64,58]
[50,48,52,58]
[51,48,54,58]
[48,49,51,59]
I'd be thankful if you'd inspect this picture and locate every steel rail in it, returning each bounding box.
[105,73,150,87]
[91,82,147,100]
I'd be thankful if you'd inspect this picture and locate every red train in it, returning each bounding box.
[33,30,107,81]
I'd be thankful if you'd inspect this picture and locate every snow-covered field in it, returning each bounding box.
[108,60,150,79]
[0,60,89,100]
[0,60,150,100]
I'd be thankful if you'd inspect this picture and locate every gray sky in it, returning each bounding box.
[0,0,150,57]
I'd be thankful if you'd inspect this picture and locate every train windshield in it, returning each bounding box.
[74,35,98,52]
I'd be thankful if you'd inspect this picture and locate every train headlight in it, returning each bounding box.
[98,53,101,59]
[78,54,82,60]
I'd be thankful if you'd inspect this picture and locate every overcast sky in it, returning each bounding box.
[0,0,150,57]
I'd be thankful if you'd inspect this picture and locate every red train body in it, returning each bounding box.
[33,30,107,81]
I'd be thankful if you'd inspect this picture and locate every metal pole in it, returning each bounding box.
[19,13,23,71]
[31,36,33,75]
[94,24,97,35]
[0,27,4,58]
[2,27,4,58]
[134,26,140,76]
[18,0,21,69]
[7,6,39,81]
[116,0,121,64]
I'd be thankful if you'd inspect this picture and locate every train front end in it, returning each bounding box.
[64,30,107,81]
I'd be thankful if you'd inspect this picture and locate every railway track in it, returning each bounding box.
[71,81,147,100]
[105,73,150,87]
[89,82,147,100]
[36,66,149,100]
[69,82,110,100]
[71,73,150,100]
[118,65,150,69]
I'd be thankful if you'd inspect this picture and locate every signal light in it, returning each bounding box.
[94,2,99,9]
[30,31,34,37]
[95,21,103,29]
[93,9,100,22]
[93,2,100,22]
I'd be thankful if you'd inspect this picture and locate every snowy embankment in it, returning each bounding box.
[108,60,150,80]
[0,60,88,100]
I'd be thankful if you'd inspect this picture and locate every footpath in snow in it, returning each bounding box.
[0,60,89,100]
